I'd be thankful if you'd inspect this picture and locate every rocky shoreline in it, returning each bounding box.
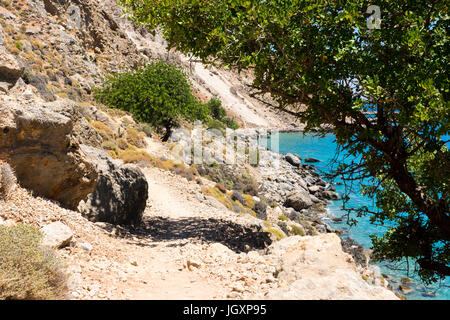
[234,129,406,298]
[253,130,417,299]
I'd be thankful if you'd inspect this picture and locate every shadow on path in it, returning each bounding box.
[101,216,272,253]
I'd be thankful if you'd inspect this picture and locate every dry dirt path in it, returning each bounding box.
[99,166,272,300]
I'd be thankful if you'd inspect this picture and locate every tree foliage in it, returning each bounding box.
[120,0,449,282]
[95,61,208,141]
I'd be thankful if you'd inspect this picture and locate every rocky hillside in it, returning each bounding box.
[0,0,296,128]
[0,0,400,300]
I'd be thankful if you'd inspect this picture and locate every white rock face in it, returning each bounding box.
[266,234,398,300]
[41,221,73,249]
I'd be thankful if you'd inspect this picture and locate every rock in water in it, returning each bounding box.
[77,146,148,226]
[285,153,302,167]
[41,222,73,249]
[398,284,414,294]
[304,157,321,163]
[320,190,340,200]
[285,189,313,210]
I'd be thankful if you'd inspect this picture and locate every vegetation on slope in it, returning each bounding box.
[94,61,239,141]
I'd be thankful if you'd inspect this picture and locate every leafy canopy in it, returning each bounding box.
[120,0,449,283]
[94,61,208,140]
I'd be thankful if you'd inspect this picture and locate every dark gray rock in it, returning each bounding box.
[304,157,321,163]
[253,201,267,220]
[231,190,245,205]
[78,146,148,226]
[320,190,340,200]
[341,237,369,267]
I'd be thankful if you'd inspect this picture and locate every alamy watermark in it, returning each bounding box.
[169,122,280,168]
[367,5,381,29]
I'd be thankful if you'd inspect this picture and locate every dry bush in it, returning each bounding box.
[91,121,115,140]
[118,148,154,164]
[125,128,146,148]
[0,224,68,300]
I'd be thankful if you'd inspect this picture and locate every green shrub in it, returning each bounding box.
[278,215,288,222]
[94,61,208,141]
[290,224,305,236]
[196,164,259,196]
[264,228,286,241]
[136,122,154,137]
[207,98,226,120]
[222,117,239,130]
[0,224,68,300]
[205,98,239,130]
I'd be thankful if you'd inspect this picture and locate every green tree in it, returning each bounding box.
[120,0,449,282]
[95,61,208,141]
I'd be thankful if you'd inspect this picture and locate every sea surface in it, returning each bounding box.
[264,131,449,300]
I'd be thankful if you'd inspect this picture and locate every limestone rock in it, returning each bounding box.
[266,234,398,300]
[0,49,23,88]
[78,242,93,253]
[0,97,98,209]
[41,221,73,249]
[77,145,148,226]
[284,189,313,211]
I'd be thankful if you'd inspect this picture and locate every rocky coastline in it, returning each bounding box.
[244,129,409,299]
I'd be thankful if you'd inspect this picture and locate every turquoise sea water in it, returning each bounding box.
[269,132,449,300]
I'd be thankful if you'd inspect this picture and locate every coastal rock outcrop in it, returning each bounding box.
[0,96,98,209]
[266,234,398,300]
[77,145,148,226]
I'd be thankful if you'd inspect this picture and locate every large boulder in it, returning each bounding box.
[284,189,313,211]
[77,145,148,226]
[320,190,341,200]
[265,234,398,300]
[0,96,98,209]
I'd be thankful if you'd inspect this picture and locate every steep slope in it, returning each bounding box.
[1,0,295,129]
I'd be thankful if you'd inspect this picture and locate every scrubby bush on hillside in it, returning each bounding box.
[95,61,208,141]
[196,163,259,196]
[0,224,68,300]
[205,98,239,131]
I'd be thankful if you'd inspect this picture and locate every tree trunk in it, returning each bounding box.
[162,123,173,142]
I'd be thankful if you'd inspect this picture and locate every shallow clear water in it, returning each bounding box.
[265,132,449,300]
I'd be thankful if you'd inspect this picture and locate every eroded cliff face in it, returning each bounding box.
[0,95,99,209]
